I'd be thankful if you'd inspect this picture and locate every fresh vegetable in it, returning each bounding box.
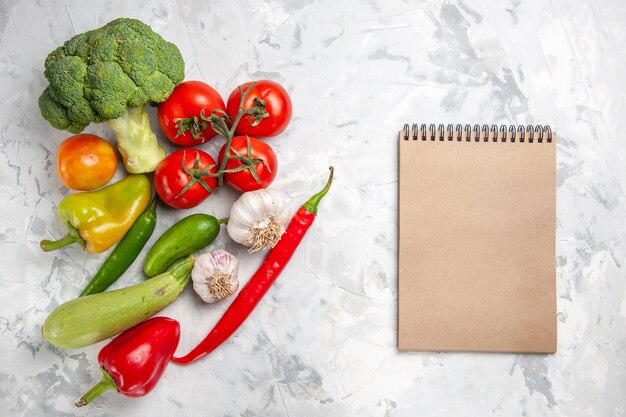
[227,188,290,252]
[154,149,218,209]
[57,134,117,191]
[217,136,278,191]
[80,198,157,296]
[173,168,333,364]
[143,214,223,277]
[157,81,226,146]
[40,174,152,253]
[76,317,180,407]
[43,256,193,349]
[191,250,239,303]
[226,80,292,137]
[202,84,271,189]
[38,18,185,173]
[106,105,166,173]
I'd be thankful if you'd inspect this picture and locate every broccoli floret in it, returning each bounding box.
[38,18,184,173]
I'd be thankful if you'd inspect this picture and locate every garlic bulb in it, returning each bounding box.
[192,250,239,303]
[227,189,291,252]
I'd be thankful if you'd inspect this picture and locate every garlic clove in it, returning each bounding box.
[192,250,239,303]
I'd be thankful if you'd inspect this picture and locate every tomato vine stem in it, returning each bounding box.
[200,83,269,188]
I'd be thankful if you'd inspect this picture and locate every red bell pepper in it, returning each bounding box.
[173,167,333,364]
[75,317,180,407]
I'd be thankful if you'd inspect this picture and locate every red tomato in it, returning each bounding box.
[226,80,292,137]
[218,136,278,192]
[57,134,117,191]
[158,81,226,146]
[154,149,218,209]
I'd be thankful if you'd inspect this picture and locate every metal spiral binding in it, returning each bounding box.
[402,124,552,143]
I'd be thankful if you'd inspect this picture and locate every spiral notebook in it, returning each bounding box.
[398,124,556,353]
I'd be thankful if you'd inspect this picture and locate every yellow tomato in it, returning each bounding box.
[57,134,117,191]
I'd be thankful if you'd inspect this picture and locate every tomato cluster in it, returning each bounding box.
[155,80,292,209]
[53,80,291,210]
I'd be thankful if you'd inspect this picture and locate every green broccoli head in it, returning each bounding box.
[39,18,184,133]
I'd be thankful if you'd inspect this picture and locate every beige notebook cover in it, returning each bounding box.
[398,125,556,353]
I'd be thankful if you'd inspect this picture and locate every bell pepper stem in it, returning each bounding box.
[302,167,334,215]
[40,225,84,252]
[75,368,117,407]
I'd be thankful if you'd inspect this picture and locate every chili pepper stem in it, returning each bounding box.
[146,196,157,211]
[75,368,117,407]
[40,224,84,251]
[302,167,334,215]
[218,217,229,225]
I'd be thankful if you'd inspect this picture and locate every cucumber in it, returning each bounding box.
[43,256,193,349]
[143,213,221,277]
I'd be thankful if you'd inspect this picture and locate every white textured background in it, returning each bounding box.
[1,0,625,416]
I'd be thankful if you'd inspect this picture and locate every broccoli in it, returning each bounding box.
[38,18,185,173]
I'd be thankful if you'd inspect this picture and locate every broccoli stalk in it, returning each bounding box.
[105,105,165,173]
[38,18,184,173]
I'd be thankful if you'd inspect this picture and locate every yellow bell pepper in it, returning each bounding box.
[41,175,152,253]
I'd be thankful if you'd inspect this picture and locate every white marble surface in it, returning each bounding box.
[1,0,625,415]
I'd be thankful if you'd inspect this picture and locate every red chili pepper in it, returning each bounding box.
[173,167,334,365]
[75,317,180,407]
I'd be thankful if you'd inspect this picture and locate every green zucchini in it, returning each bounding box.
[43,256,193,349]
[143,214,221,277]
